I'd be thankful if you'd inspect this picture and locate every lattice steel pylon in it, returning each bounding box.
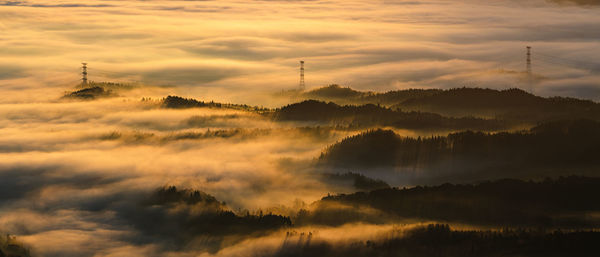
[299,60,305,91]
[81,62,88,86]
[526,46,533,92]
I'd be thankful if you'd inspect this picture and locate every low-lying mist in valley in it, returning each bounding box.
[0,94,351,256]
[1,84,599,256]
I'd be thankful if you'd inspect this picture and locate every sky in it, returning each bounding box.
[1,0,600,103]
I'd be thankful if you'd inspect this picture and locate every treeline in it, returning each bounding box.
[319,119,600,177]
[396,87,600,122]
[302,85,600,123]
[300,84,441,106]
[274,224,599,257]
[322,172,390,191]
[62,86,115,100]
[162,95,269,112]
[299,176,600,227]
[273,100,505,130]
[118,186,291,248]
[98,127,344,144]
[61,81,136,100]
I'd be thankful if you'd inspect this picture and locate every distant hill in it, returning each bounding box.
[118,186,291,249]
[62,86,116,100]
[274,223,600,257]
[301,84,441,105]
[61,82,136,100]
[299,176,600,228]
[162,95,269,112]
[396,87,600,121]
[303,84,368,99]
[300,86,600,123]
[273,100,506,131]
[318,119,600,180]
[322,172,390,191]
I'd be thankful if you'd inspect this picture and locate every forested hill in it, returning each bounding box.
[118,186,291,248]
[396,87,600,121]
[309,176,600,227]
[273,100,505,131]
[162,95,269,112]
[300,85,600,122]
[318,119,600,178]
[301,84,441,106]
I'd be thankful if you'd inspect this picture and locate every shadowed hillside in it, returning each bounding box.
[273,224,599,257]
[322,172,390,191]
[300,86,600,123]
[298,176,600,228]
[301,84,441,106]
[274,100,506,131]
[162,95,269,112]
[396,87,600,122]
[318,119,600,180]
[117,186,291,250]
[61,82,137,100]
[61,86,116,100]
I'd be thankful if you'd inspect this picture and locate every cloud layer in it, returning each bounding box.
[0,1,599,256]
[0,0,599,102]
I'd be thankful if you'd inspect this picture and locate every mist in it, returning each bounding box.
[1,0,599,256]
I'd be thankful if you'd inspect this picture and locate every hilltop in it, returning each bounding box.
[318,119,600,181]
[301,176,600,227]
[273,100,506,130]
[61,82,136,100]
[300,85,600,122]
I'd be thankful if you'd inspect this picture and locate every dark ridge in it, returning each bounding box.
[322,172,390,191]
[300,176,600,227]
[147,186,226,207]
[119,186,291,249]
[161,95,269,112]
[300,86,600,123]
[400,87,542,109]
[318,120,600,174]
[301,84,441,105]
[83,81,135,90]
[62,86,115,100]
[396,87,600,122]
[303,84,367,99]
[274,224,599,257]
[273,100,505,130]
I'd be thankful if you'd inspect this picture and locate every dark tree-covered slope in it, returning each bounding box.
[273,224,599,257]
[162,95,269,112]
[62,86,116,100]
[396,87,600,122]
[118,186,291,248]
[299,86,600,123]
[319,120,600,176]
[273,100,505,130]
[300,176,600,227]
[300,84,441,106]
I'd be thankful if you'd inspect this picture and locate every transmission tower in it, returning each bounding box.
[81,62,88,86]
[526,46,532,75]
[526,46,533,92]
[299,60,305,91]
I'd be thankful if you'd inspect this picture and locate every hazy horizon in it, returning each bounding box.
[1,0,600,104]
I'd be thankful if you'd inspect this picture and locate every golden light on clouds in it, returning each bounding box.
[0,1,599,256]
